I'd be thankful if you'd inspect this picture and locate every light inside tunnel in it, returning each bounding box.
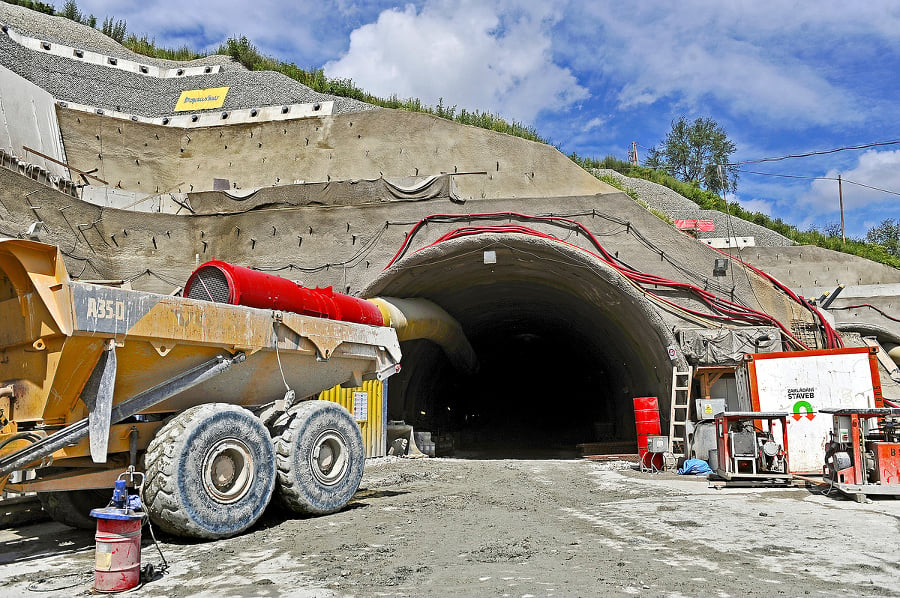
[365,233,677,459]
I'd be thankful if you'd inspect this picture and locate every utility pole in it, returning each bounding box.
[631,142,638,165]
[838,174,845,243]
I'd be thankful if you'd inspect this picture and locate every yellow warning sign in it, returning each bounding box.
[174,87,229,112]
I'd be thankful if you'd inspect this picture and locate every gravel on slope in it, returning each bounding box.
[594,168,794,247]
[0,2,376,116]
[0,29,376,116]
[0,2,234,69]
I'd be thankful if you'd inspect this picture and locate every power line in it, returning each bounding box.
[839,178,900,197]
[736,169,831,181]
[728,139,900,166]
[737,169,900,197]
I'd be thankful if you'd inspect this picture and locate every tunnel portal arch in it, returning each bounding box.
[364,233,683,457]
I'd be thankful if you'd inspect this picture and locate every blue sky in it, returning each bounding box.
[67,0,900,238]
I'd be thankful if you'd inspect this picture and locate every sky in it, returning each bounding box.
[64,0,900,238]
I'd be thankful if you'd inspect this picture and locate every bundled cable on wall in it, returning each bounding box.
[386,212,842,351]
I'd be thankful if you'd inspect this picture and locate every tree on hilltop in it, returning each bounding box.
[866,218,900,257]
[646,116,738,195]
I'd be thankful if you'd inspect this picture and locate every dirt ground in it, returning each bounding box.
[0,457,898,597]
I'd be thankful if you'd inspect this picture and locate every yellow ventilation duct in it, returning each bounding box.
[369,297,477,374]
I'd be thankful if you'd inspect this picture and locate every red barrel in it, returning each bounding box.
[184,261,384,326]
[633,397,663,469]
[92,516,143,592]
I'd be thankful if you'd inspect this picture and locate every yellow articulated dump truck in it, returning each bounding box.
[0,239,401,539]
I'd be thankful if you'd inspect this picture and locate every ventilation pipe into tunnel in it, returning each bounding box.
[185,261,478,374]
[887,344,900,367]
[184,261,385,325]
[368,297,478,375]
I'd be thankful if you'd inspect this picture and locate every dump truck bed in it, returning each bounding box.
[66,280,401,412]
[0,239,401,493]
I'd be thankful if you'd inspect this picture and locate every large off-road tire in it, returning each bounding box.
[274,400,364,515]
[143,403,276,539]
[38,489,111,529]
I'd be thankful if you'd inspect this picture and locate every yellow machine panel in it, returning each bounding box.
[319,380,386,458]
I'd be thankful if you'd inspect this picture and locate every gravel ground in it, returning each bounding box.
[594,169,794,248]
[0,457,897,597]
[0,4,376,116]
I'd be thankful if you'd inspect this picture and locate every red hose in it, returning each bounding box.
[185,260,384,326]
[386,212,840,349]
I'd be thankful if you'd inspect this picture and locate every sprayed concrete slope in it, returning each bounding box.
[56,107,612,199]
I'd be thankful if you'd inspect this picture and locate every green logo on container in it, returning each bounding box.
[792,400,815,421]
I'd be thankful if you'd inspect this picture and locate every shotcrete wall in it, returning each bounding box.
[0,166,807,327]
[56,107,612,200]
[733,245,900,344]
[0,166,823,440]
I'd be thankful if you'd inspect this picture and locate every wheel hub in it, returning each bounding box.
[310,431,349,486]
[202,438,254,503]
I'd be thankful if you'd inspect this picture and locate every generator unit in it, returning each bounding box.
[822,407,900,502]
[714,411,791,483]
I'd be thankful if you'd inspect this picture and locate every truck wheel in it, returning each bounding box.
[38,489,110,529]
[274,400,364,515]
[143,403,276,539]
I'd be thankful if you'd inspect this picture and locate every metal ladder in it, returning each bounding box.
[668,366,693,458]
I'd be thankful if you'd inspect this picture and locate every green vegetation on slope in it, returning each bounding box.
[122,34,203,62]
[596,174,672,225]
[575,155,900,269]
[3,0,55,15]
[216,36,544,142]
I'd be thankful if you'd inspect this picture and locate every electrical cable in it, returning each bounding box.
[707,243,843,349]
[254,222,388,275]
[737,169,900,197]
[136,472,169,577]
[728,139,900,165]
[25,572,94,593]
[386,212,830,350]
[828,303,900,323]
[272,322,292,394]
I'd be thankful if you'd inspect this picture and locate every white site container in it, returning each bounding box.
[735,347,884,473]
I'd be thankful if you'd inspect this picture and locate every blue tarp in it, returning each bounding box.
[677,458,713,475]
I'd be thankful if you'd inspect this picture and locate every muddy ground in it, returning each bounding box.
[0,457,898,597]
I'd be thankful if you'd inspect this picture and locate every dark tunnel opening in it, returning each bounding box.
[365,235,677,459]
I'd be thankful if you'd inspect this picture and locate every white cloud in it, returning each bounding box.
[779,149,900,235]
[737,198,774,217]
[800,150,900,215]
[583,116,607,132]
[323,0,588,124]
[576,1,900,126]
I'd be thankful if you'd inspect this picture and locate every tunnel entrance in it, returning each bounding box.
[364,234,677,459]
